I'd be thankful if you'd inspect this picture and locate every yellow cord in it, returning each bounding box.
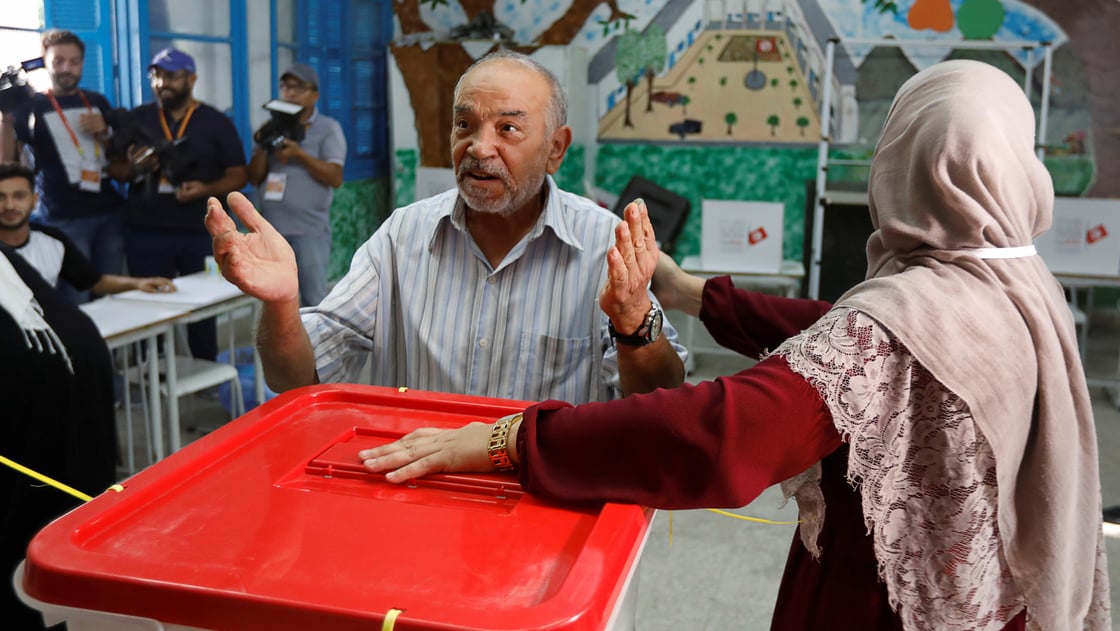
[0,454,93,502]
[381,608,402,630]
[705,508,800,526]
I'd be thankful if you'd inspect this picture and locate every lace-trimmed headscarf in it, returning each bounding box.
[784,60,1109,629]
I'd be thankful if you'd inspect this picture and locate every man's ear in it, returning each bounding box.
[544,125,572,175]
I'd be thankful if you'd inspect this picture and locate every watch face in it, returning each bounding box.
[647,308,663,342]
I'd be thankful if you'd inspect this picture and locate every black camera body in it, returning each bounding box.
[105,108,197,186]
[253,100,305,152]
[0,57,45,114]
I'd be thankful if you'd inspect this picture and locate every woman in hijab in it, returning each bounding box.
[0,243,117,629]
[360,60,1111,630]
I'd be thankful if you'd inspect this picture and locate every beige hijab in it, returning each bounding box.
[832,60,1108,628]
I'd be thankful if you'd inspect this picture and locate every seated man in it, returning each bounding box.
[207,50,686,404]
[0,162,175,295]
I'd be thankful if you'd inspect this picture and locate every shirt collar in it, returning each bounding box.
[437,175,583,251]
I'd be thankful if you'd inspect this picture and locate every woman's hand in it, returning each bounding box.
[360,422,496,483]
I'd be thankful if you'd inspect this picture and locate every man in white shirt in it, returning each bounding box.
[206,50,686,404]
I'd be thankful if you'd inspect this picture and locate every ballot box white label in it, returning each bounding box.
[700,200,784,273]
[1035,198,1120,276]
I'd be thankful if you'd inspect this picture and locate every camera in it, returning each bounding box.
[253,99,305,151]
[0,57,45,114]
[104,108,197,186]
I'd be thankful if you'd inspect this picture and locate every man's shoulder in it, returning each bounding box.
[30,221,68,242]
[553,187,619,225]
[383,190,456,231]
[313,113,343,129]
[194,102,237,125]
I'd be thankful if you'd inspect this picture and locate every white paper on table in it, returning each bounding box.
[114,274,244,306]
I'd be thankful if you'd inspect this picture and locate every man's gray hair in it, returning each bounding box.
[453,49,568,133]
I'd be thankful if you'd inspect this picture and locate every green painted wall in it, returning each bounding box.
[329,177,390,280]
[596,144,819,262]
[385,145,1094,271]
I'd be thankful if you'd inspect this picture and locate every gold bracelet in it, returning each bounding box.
[487,413,522,472]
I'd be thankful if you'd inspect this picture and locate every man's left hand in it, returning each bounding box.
[600,199,659,333]
[78,112,107,137]
[274,139,304,165]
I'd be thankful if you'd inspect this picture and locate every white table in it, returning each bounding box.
[112,273,263,454]
[80,298,190,470]
[677,258,806,366]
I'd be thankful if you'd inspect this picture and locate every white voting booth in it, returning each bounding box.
[700,200,785,273]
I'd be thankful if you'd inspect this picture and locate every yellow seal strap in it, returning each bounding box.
[0,454,93,502]
[381,608,403,631]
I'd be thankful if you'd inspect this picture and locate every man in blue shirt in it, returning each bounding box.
[115,48,247,361]
[0,29,126,304]
[248,63,346,307]
[207,50,687,404]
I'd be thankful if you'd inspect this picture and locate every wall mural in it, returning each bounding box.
[389,0,1118,266]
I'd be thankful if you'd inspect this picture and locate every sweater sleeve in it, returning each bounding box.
[517,353,843,509]
[700,276,832,358]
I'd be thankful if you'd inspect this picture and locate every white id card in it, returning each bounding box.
[79,159,102,192]
[158,176,175,195]
[263,172,287,201]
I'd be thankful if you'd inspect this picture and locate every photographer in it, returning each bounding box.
[0,30,126,304]
[114,48,247,361]
[248,63,345,306]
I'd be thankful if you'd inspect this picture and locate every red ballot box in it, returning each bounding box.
[17,385,653,631]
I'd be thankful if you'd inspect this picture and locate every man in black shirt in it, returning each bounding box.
[114,48,247,360]
[0,30,127,303]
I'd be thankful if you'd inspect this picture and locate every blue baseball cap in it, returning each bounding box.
[149,48,196,74]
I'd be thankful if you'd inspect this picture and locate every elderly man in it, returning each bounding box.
[206,50,686,404]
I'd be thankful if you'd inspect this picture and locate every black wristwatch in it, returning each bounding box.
[608,304,664,347]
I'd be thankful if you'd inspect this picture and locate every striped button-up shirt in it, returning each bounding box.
[301,177,687,404]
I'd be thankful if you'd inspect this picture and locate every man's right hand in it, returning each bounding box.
[205,191,299,304]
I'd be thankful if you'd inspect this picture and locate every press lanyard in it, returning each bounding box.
[158,102,198,141]
[46,89,99,160]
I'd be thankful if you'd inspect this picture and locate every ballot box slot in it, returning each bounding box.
[300,426,525,502]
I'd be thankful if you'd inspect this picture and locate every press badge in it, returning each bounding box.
[263,172,287,201]
[79,159,102,192]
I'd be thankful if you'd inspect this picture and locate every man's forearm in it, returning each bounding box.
[295,153,344,188]
[247,150,268,186]
[616,337,685,396]
[256,299,320,392]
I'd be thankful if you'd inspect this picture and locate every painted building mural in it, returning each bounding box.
[387,0,1117,267]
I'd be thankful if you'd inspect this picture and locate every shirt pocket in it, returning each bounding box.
[515,331,595,402]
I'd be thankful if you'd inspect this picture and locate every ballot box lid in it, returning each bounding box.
[23,385,652,631]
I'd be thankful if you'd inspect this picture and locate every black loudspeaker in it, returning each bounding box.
[613,176,691,255]
[802,181,875,303]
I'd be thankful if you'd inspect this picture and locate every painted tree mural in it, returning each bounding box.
[642,25,669,112]
[391,0,634,168]
[616,28,645,128]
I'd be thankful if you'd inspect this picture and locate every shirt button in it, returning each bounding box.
[478,338,489,349]
[487,276,497,285]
